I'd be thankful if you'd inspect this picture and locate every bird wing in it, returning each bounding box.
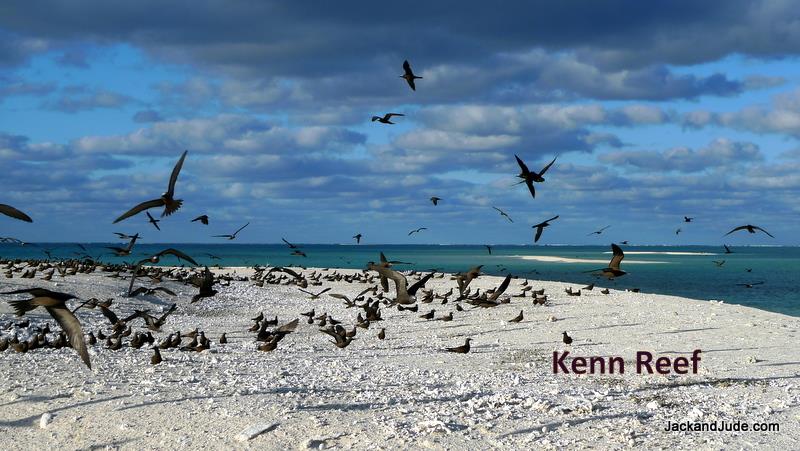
[534,225,544,243]
[154,287,177,296]
[329,293,352,303]
[233,222,250,236]
[276,318,300,333]
[525,179,536,198]
[538,156,557,176]
[98,304,120,325]
[316,288,331,296]
[298,288,314,296]
[47,305,91,369]
[408,272,434,296]
[156,303,178,323]
[166,150,188,197]
[282,238,296,248]
[403,60,412,74]
[488,274,512,301]
[0,204,33,222]
[514,155,530,175]
[386,113,404,118]
[114,198,164,223]
[609,243,625,270]
[155,248,199,266]
[407,78,416,90]
[753,226,775,238]
[724,225,748,236]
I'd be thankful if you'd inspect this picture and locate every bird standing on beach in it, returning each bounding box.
[724,224,774,238]
[371,113,404,124]
[0,204,33,222]
[1,288,91,368]
[562,332,573,345]
[514,154,556,198]
[191,267,218,303]
[445,338,472,353]
[213,222,249,240]
[114,150,188,223]
[532,216,559,243]
[400,60,422,91]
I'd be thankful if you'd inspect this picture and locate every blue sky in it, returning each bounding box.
[1,1,799,245]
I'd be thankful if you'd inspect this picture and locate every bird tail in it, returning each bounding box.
[162,199,183,217]
[8,299,35,316]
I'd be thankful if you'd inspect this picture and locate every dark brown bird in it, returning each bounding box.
[213,222,249,240]
[492,206,513,222]
[588,225,611,236]
[192,267,218,302]
[588,243,626,279]
[377,328,385,340]
[508,310,523,323]
[724,224,774,238]
[1,288,90,368]
[514,154,556,198]
[150,347,162,364]
[353,233,362,244]
[371,113,404,124]
[445,338,472,354]
[106,233,139,257]
[0,204,33,222]
[146,211,161,231]
[192,215,209,225]
[532,216,559,243]
[562,331,573,345]
[114,150,188,223]
[219,333,227,344]
[400,60,422,90]
[430,197,441,206]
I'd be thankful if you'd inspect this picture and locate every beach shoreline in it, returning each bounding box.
[0,263,798,449]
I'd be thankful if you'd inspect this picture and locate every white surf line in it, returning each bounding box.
[510,255,668,264]
[601,251,718,256]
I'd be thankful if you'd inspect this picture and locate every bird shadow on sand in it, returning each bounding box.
[87,437,138,450]
[656,327,720,334]
[499,412,653,437]
[628,374,800,393]
[0,392,72,408]
[756,361,800,367]
[0,394,128,428]
[571,323,642,332]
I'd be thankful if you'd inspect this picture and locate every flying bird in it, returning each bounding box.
[712,260,726,267]
[587,243,626,279]
[400,60,422,91]
[213,222,249,240]
[408,227,427,236]
[514,154,556,198]
[723,244,734,254]
[724,224,774,238]
[191,215,209,225]
[282,238,299,249]
[684,216,694,223]
[0,204,32,222]
[106,233,139,257]
[430,197,441,206]
[532,215,559,243]
[588,225,611,236]
[675,228,681,235]
[371,113,404,124]
[1,288,90,368]
[113,150,188,223]
[485,245,492,255]
[492,206,513,222]
[353,234,362,244]
[146,211,161,231]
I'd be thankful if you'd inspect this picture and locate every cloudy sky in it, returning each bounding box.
[1,1,799,245]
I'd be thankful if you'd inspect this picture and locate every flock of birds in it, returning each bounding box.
[0,59,778,370]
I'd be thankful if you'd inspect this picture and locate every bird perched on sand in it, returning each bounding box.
[191,215,209,225]
[371,113,404,124]
[562,332,573,345]
[146,211,161,231]
[492,206,513,222]
[0,204,32,222]
[430,197,441,206]
[532,216,559,243]
[724,224,774,238]
[213,222,249,240]
[353,234,362,244]
[1,288,90,368]
[587,243,626,279]
[508,310,524,323]
[514,154,556,198]
[114,150,188,223]
[445,338,471,353]
[400,60,422,91]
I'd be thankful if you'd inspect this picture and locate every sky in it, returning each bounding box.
[1,0,799,245]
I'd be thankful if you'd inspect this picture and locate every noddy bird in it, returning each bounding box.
[408,227,427,236]
[445,338,471,353]
[400,60,422,91]
[0,204,33,222]
[371,113,404,124]
[114,150,188,223]
[724,224,774,238]
[430,197,441,206]
[492,206,513,222]
[588,225,611,236]
[146,211,161,231]
[1,288,90,368]
[514,154,556,198]
[586,243,626,279]
[191,215,209,225]
[213,222,249,240]
[353,234,362,244]
[532,216,559,243]
[106,233,140,257]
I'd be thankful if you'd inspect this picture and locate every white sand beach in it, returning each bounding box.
[0,265,798,449]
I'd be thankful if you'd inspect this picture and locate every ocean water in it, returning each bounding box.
[1,243,798,317]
